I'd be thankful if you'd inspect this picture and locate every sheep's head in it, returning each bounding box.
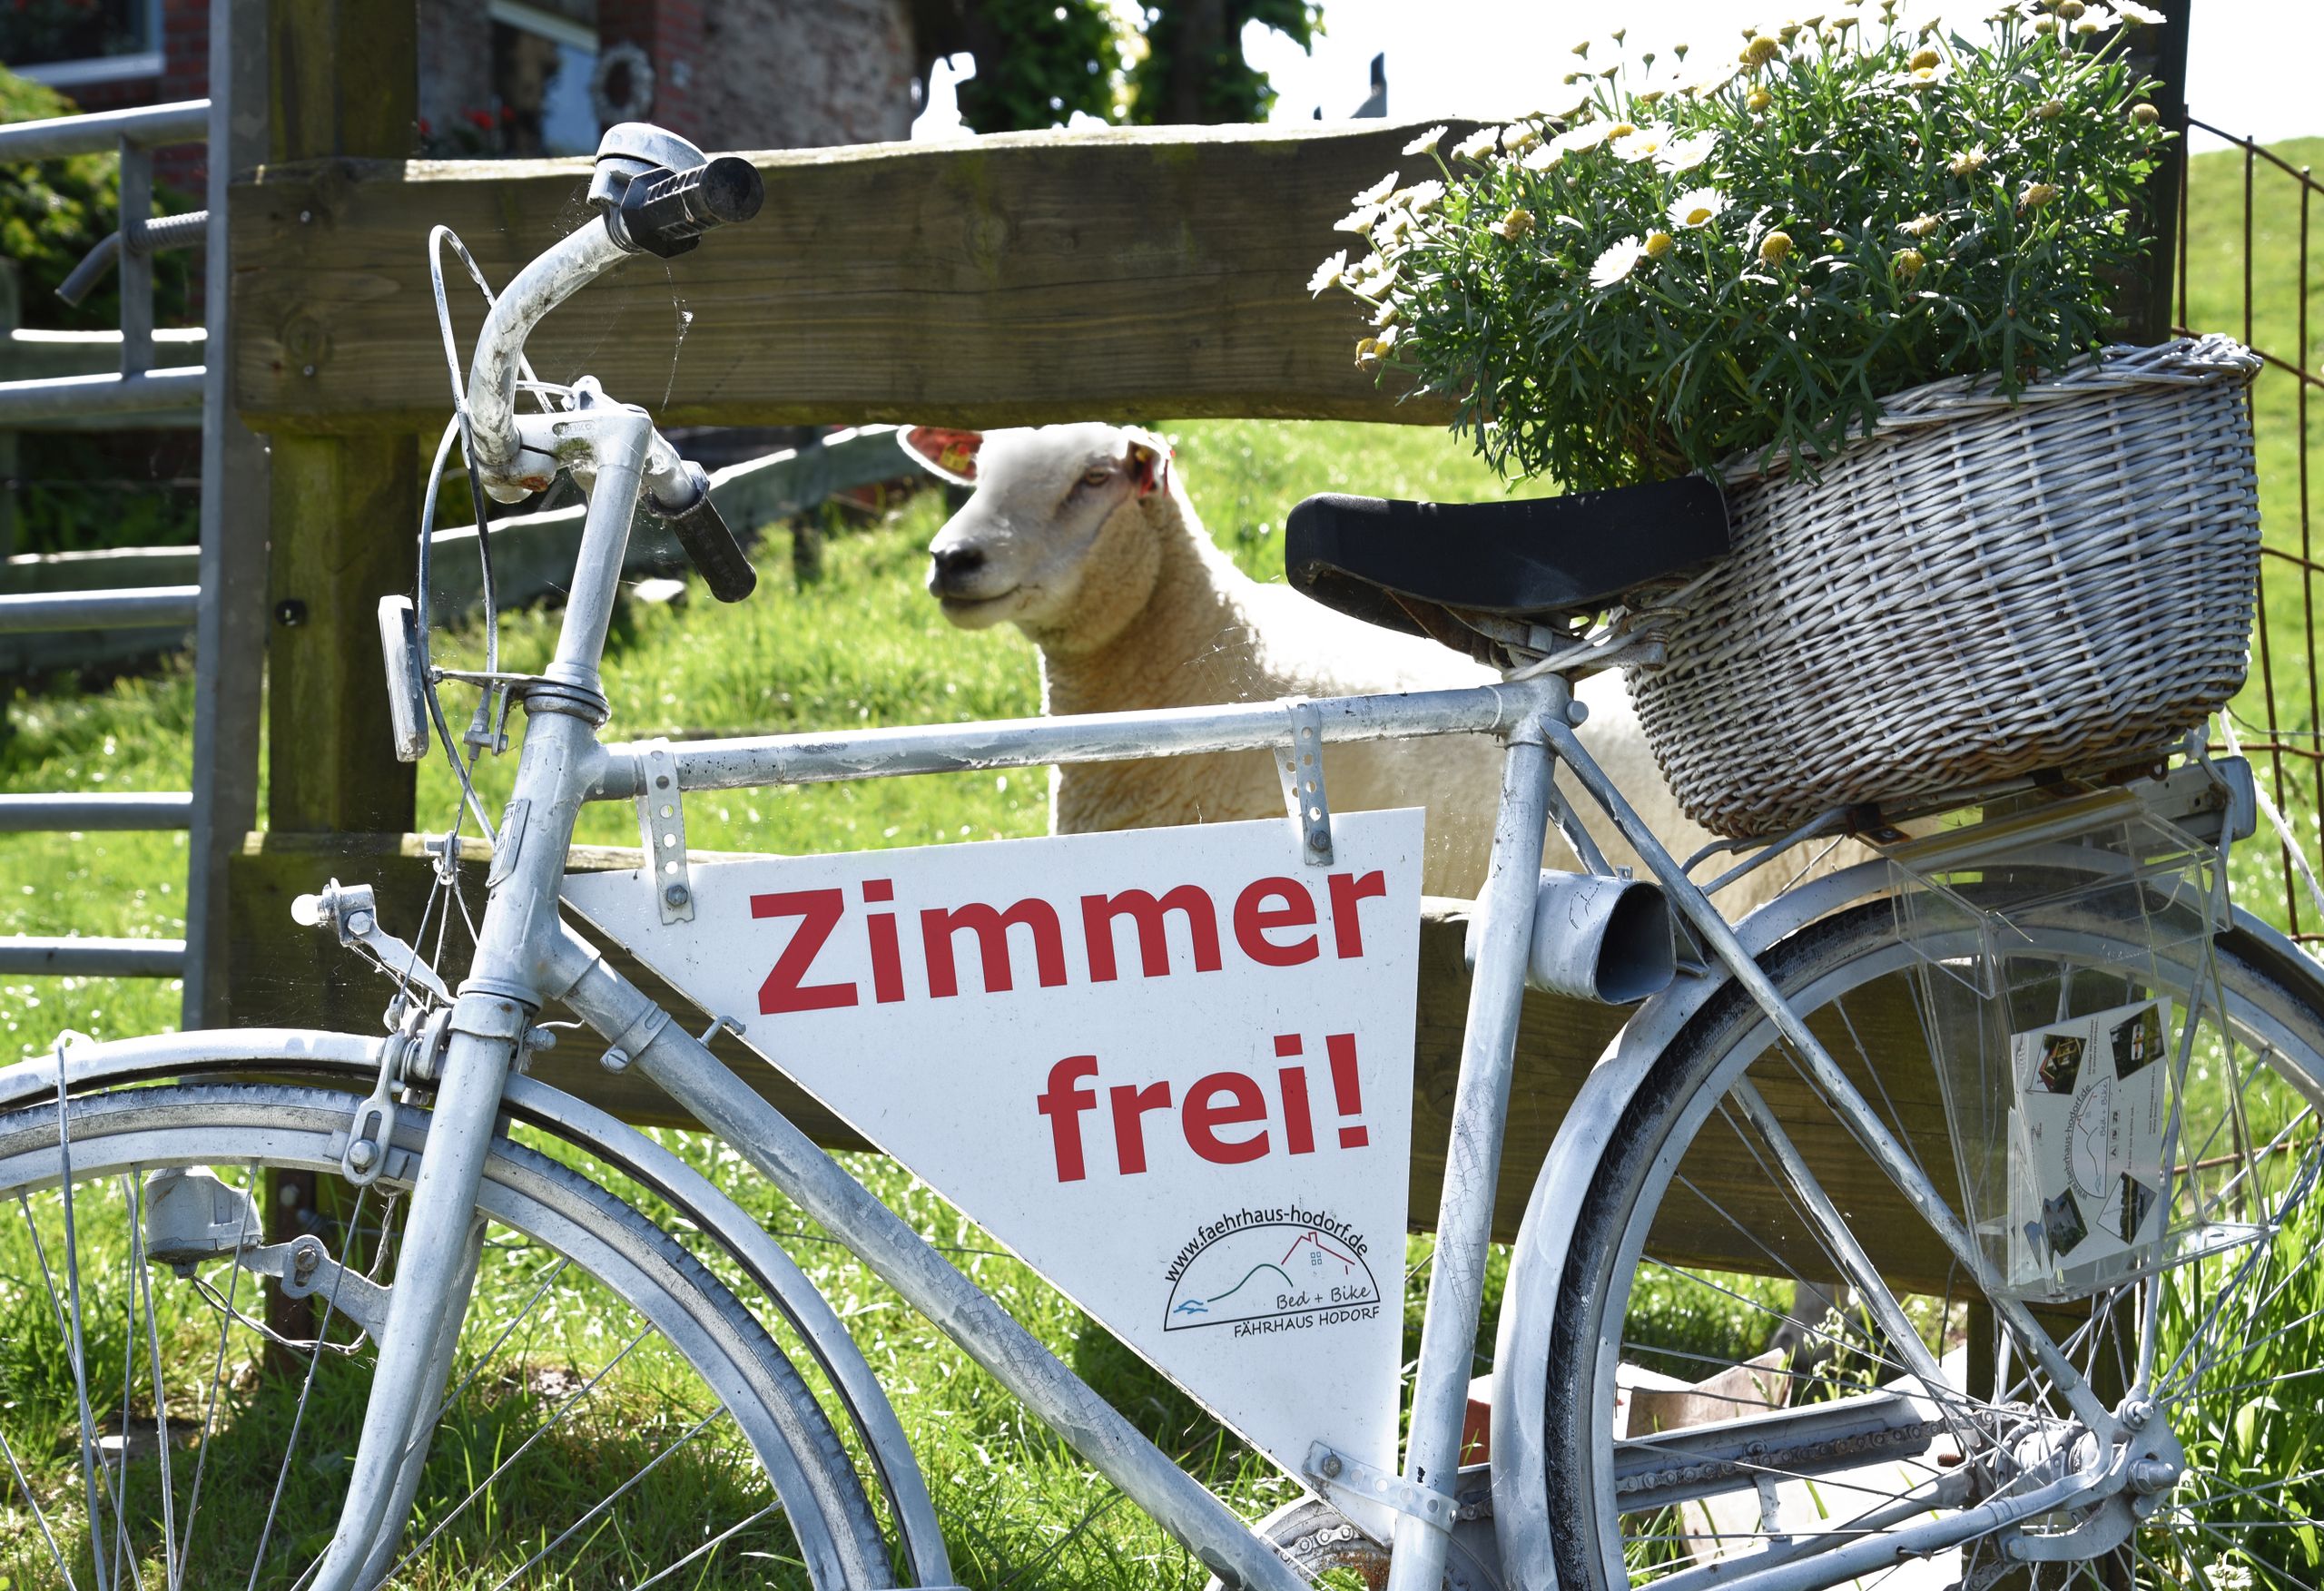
[906,423,1173,651]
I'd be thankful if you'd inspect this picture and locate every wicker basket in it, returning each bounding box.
[1628,336,2264,839]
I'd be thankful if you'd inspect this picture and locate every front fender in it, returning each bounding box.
[0,1026,953,1589]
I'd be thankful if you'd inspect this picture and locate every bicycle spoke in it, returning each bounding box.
[484,1402,734,1590]
[0,1414,80,1591]
[246,1186,373,1591]
[124,1172,181,1591]
[172,1161,255,1586]
[384,1326,654,1580]
[56,1069,113,1591]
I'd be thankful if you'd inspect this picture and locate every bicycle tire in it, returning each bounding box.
[1541,896,2324,1591]
[0,1080,892,1589]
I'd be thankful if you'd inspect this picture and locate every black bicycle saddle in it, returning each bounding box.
[1285,476,1731,648]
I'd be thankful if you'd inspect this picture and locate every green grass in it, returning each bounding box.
[3,134,2321,1586]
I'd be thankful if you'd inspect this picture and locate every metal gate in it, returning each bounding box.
[0,100,210,985]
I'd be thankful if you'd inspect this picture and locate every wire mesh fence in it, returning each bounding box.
[2181,121,2321,942]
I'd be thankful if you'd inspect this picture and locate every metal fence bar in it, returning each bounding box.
[0,794,193,831]
[0,369,204,424]
[0,100,209,161]
[182,0,268,1027]
[0,938,185,977]
[0,585,198,633]
[2184,118,2324,943]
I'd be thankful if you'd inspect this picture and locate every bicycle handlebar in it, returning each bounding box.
[612,156,763,259]
[462,147,764,501]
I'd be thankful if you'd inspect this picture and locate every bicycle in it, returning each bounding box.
[4,122,2319,1591]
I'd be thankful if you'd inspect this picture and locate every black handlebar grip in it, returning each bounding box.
[661,488,758,603]
[616,157,765,259]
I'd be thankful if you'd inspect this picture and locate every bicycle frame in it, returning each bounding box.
[271,159,2164,1590]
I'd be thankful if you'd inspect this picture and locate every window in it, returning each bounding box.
[489,0,599,158]
[0,0,163,89]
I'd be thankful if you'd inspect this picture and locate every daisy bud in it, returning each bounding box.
[1895,247,1925,279]
[2034,15,2057,31]
[2057,0,2083,15]
[1760,229,1795,263]
[1743,34,1782,64]
[1748,87,1774,111]
[1644,231,1675,258]
[2132,103,2161,125]
[1491,206,1536,240]
[1909,45,1941,68]
[2036,100,2064,120]
[2019,182,2059,211]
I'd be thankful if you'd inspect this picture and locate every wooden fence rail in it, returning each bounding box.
[231,121,1454,436]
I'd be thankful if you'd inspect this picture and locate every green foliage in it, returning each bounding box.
[952,0,1125,133]
[1125,0,1321,125]
[947,0,1318,133]
[1323,4,2175,488]
[0,66,192,330]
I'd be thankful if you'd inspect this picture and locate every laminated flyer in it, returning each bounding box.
[2006,997,2172,1294]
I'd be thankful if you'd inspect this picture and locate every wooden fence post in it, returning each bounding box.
[182,0,272,1029]
[257,0,420,1339]
[2122,1,2192,344]
[260,0,421,849]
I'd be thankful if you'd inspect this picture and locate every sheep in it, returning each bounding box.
[906,421,1806,907]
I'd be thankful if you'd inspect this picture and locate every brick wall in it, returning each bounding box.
[602,0,913,152]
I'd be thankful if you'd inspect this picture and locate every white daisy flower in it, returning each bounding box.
[2112,0,2165,22]
[1352,171,1401,206]
[1334,206,1382,235]
[1403,178,1447,211]
[1612,123,1675,163]
[1549,122,1615,156]
[1590,235,1649,287]
[1657,130,1721,173]
[1521,142,1563,172]
[1669,186,1728,228]
[1452,125,1502,162]
[1308,250,1349,296]
[1402,124,1450,156]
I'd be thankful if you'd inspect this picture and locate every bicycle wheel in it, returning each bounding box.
[0,1080,891,1589]
[1542,896,2324,1591]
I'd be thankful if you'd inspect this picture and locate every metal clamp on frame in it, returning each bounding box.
[1275,699,1334,867]
[1305,1441,1460,1537]
[635,740,696,923]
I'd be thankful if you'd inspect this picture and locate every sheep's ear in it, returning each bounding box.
[1126,429,1171,498]
[898,425,982,486]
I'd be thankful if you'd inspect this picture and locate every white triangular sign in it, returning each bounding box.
[561,810,1422,1496]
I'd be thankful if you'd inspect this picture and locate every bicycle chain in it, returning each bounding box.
[1613,1418,1951,1499]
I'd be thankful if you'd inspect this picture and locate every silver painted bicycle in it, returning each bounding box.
[5,124,2320,1591]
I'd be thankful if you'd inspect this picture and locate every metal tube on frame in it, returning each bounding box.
[594,683,1526,799]
[1386,682,1564,1591]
